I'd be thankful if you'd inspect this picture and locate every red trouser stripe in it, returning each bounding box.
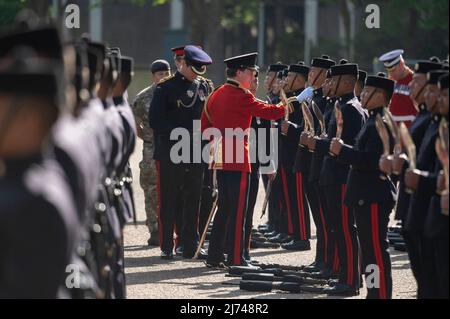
[281,167,294,235]
[371,204,387,299]
[156,161,163,248]
[295,173,307,240]
[234,173,248,264]
[319,205,328,263]
[333,242,339,272]
[341,184,354,286]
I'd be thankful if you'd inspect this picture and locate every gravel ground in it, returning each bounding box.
[125,140,417,299]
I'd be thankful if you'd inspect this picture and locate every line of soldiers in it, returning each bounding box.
[141,43,448,299]
[249,53,449,298]
[0,15,137,298]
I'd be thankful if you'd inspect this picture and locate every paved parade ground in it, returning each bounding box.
[124,140,417,299]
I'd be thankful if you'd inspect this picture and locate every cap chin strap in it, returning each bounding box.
[363,88,378,109]
[333,75,342,97]
[413,83,426,102]
[311,69,324,88]
[289,74,298,92]
[191,65,206,76]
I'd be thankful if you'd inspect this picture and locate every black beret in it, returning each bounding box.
[0,26,62,61]
[151,59,170,73]
[330,59,358,76]
[268,62,288,73]
[288,61,309,77]
[0,49,59,96]
[427,70,449,85]
[224,52,258,69]
[414,61,442,74]
[120,56,134,74]
[311,55,336,69]
[365,72,395,96]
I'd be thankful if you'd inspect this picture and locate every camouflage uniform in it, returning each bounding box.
[132,85,158,235]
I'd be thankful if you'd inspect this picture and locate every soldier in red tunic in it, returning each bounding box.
[379,49,416,127]
[201,53,287,267]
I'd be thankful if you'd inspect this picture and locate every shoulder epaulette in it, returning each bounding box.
[158,74,175,85]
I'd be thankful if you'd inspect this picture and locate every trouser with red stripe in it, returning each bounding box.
[309,181,328,265]
[207,170,250,266]
[156,160,203,255]
[280,164,310,240]
[354,202,393,299]
[244,170,260,259]
[323,184,360,288]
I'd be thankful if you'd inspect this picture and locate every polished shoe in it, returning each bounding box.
[263,230,279,237]
[303,261,325,273]
[268,233,291,244]
[175,246,184,256]
[281,239,311,251]
[160,250,174,260]
[310,268,334,280]
[324,283,359,296]
[258,223,272,231]
[250,240,280,249]
[252,236,269,243]
[394,242,408,252]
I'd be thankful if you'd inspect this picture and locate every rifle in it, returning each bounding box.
[226,280,325,294]
[330,101,343,157]
[399,122,417,194]
[311,100,326,137]
[375,114,390,180]
[436,119,449,216]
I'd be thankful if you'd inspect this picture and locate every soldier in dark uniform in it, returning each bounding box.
[416,73,449,299]
[150,45,213,260]
[304,60,366,295]
[311,69,341,276]
[263,68,289,240]
[278,62,312,250]
[330,73,397,299]
[403,69,449,299]
[0,48,80,298]
[379,59,443,299]
[257,63,288,235]
[201,53,287,267]
[299,55,336,273]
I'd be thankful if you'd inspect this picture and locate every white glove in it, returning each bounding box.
[296,86,314,104]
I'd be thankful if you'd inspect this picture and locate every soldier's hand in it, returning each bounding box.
[299,132,310,147]
[441,190,449,216]
[392,153,408,175]
[281,121,290,135]
[437,171,446,194]
[379,154,394,175]
[404,168,422,191]
[330,138,344,156]
[308,136,318,151]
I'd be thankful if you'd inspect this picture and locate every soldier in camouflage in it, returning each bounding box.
[131,59,171,246]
